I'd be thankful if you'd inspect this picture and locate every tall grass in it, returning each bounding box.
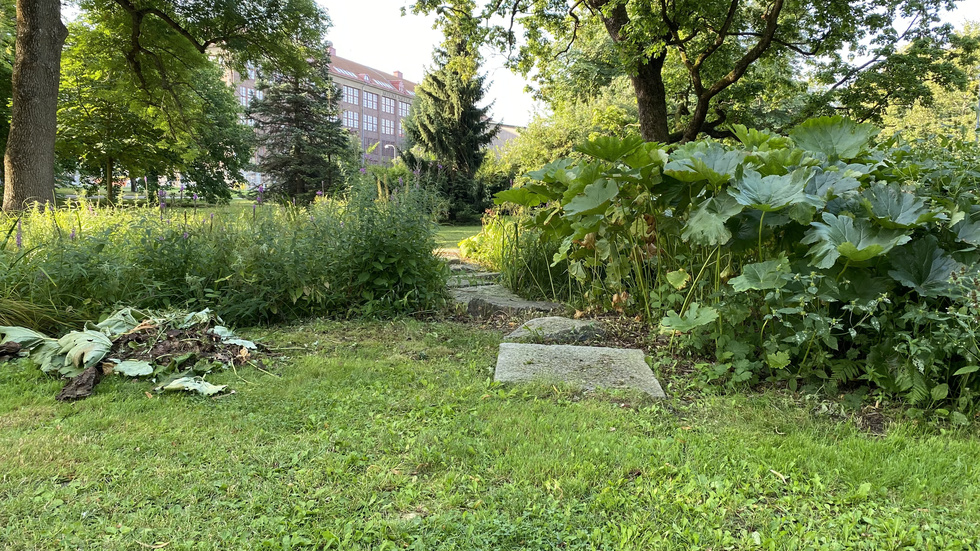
[0,185,447,328]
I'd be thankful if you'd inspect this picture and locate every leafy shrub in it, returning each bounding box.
[0,186,447,326]
[497,117,980,413]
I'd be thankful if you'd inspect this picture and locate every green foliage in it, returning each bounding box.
[0,189,447,326]
[249,45,355,201]
[498,118,980,412]
[401,14,498,222]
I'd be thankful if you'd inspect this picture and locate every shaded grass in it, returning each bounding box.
[435,225,481,249]
[0,319,978,549]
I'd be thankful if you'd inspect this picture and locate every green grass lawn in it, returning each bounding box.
[435,225,482,249]
[1,319,978,549]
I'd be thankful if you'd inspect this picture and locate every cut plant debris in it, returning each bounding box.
[0,308,257,401]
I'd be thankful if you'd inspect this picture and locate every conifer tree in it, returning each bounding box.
[402,12,498,221]
[248,45,355,200]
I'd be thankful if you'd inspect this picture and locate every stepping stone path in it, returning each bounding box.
[503,316,605,343]
[438,252,665,398]
[495,343,666,399]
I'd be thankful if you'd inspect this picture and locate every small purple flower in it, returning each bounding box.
[258,185,264,193]
[339,221,344,228]
[437,164,443,170]
[158,189,166,199]
[182,232,189,239]
[69,228,76,241]
[316,190,323,196]
[210,213,215,221]
[413,169,420,176]
[193,193,199,201]
[15,219,22,249]
[159,201,166,210]
[359,168,367,174]
[398,177,403,185]
[179,184,184,192]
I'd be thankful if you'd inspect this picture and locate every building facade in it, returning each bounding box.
[327,47,416,165]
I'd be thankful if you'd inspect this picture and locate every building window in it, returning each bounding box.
[343,85,360,105]
[246,63,257,80]
[364,92,378,110]
[398,121,404,137]
[247,88,255,106]
[363,115,378,132]
[256,90,264,100]
[398,101,410,118]
[344,110,359,129]
[381,119,394,135]
[381,96,395,114]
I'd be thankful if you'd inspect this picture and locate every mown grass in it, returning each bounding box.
[434,225,482,250]
[1,319,978,550]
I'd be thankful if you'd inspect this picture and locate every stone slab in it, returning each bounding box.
[447,272,500,288]
[495,343,666,398]
[503,316,605,344]
[451,284,565,318]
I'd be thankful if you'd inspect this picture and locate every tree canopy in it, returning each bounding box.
[412,0,975,143]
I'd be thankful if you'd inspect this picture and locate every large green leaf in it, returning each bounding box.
[95,308,140,336]
[525,158,575,183]
[952,209,980,247]
[681,192,744,246]
[57,330,112,371]
[563,179,619,217]
[802,213,911,268]
[860,183,941,229]
[730,257,791,292]
[805,169,861,200]
[729,168,819,212]
[0,326,51,350]
[887,236,962,298]
[732,124,792,150]
[663,141,741,187]
[789,116,879,161]
[30,340,66,375]
[494,187,548,207]
[660,303,719,333]
[574,135,644,162]
[112,359,154,377]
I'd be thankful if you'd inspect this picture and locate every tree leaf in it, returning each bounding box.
[660,303,719,333]
[729,168,819,212]
[95,308,140,336]
[952,208,980,246]
[494,187,547,207]
[789,116,879,161]
[887,235,962,297]
[730,257,791,292]
[802,213,911,268]
[681,191,744,246]
[563,179,618,216]
[953,365,980,376]
[805,168,861,200]
[860,183,941,229]
[156,376,227,396]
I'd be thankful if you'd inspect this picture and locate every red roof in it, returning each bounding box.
[329,52,416,96]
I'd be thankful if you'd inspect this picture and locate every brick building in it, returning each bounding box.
[327,47,417,164]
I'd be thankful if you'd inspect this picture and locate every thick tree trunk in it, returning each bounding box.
[2,0,68,211]
[631,51,670,143]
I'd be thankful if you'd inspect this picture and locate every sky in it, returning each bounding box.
[321,1,980,128]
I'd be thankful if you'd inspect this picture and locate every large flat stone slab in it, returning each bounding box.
[451,284,565,318]
[503,316,605,344]
[447,272,500,288]
[495,343,666,398]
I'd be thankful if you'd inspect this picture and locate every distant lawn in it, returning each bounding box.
[1,319,978,549]
[436,225,481,249]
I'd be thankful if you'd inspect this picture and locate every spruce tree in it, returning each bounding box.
[402,15,497,221]
[249,45,354,200]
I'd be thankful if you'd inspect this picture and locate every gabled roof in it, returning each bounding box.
[329,52,417,97]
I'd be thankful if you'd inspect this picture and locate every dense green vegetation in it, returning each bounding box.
[2,320,979,549]
[0,184,446,328]
[480,117,980,415]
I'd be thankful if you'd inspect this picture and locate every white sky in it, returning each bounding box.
[319,1,980,127]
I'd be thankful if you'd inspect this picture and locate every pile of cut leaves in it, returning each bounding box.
[0,308,258,401]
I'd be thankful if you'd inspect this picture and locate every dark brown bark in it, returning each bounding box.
[2,0,68,211]
[588,0,670,142]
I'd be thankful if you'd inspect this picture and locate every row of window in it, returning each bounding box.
[238,87,264,107]
[342,85,408,116]
[343,110,402,135]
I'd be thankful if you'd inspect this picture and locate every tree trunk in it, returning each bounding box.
[2,0,68,211]
[631,51,670,143]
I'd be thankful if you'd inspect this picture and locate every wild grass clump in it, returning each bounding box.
[0,184,447,327]
[460,212,578,303]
